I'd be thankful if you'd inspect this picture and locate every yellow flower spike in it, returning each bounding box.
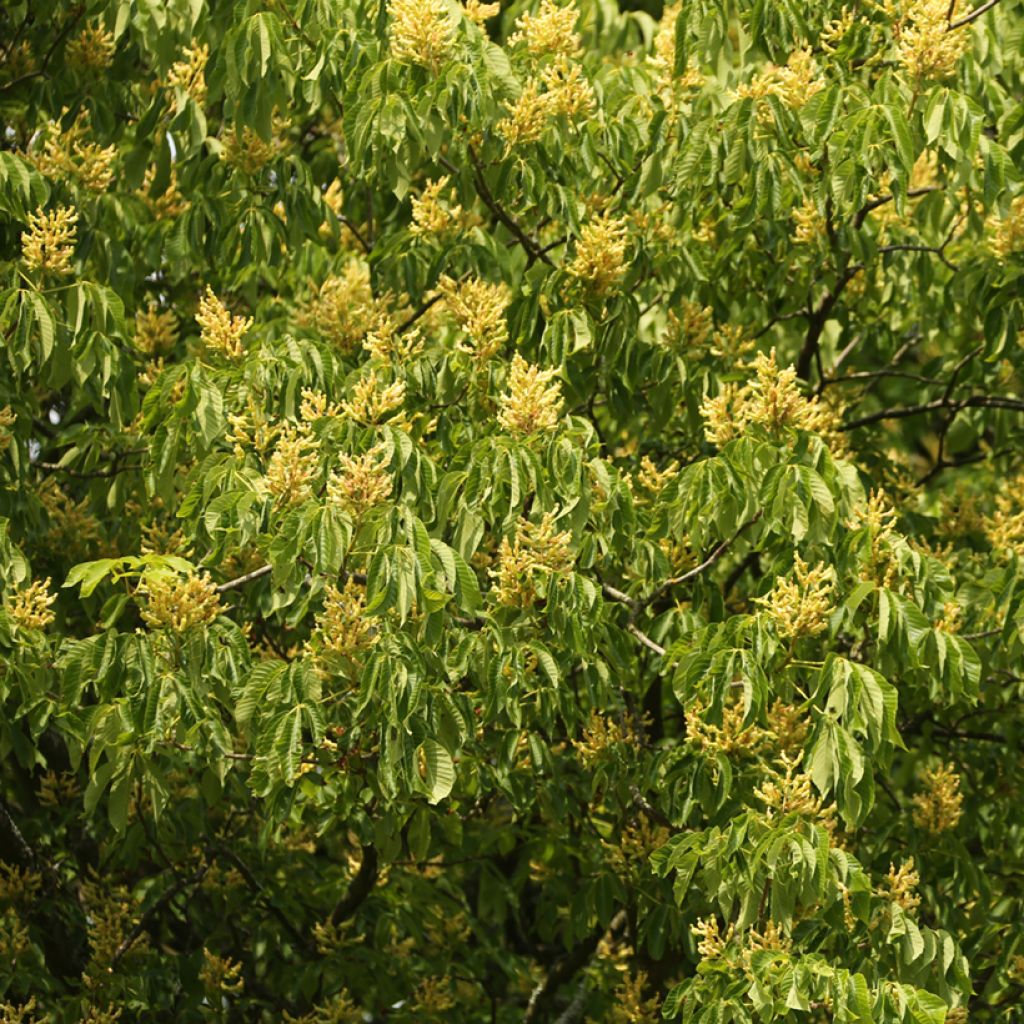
[387,0,457,71]
[756,554,836,640]
[21,206,78,275]
[5,578,57,631]
[497,354,563,436]
[911,762,964,833]
[195,286,252,361]
[566,212,629,294]
[509,0,581,58]
[139,572,222,632]
[167,42,209,110]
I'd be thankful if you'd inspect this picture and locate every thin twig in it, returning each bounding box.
[111,864,209,968]
[215,564,273,593]
[459,148,553,267]
[949,0,1001,28]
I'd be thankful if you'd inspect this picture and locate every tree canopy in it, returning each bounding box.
[1,0,1024,1020]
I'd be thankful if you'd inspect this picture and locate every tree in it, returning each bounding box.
[1,0,1023,1019]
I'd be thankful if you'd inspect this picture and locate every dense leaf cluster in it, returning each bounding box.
[1,0,1023,1021]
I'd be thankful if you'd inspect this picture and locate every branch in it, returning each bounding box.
[0,5,84,94]
[842,394,1024,431]
[329,844,378,927]
[338,215,372,253]
[643,512,763,609]
[459,148,554,267]
[626,622,666,657]
[949,0,1001,28]
[210,841,313,953]
[524,910,627,1023]
[398,292,443,333]
[215,564,273,593]
[111,863,209,968]
[600,585,664,655]
[878,242,959,272]
[36,461,144,479]
[796,264,862,381]
[853,187,940,229]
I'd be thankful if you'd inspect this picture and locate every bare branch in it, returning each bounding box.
[949,0,1001,28]
[215,564,273,593]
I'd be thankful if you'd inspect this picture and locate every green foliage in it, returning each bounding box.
[1,0,1023,1020]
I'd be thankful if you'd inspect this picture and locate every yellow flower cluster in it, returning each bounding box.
[0,407,16,453]
[302,262,400,354]
[883,858,921,912]
[313,579,378,667]
[3,41,37,82]
[509,0,581,57]
[5,578,56,631]
[138,165,189,219]
[39,477,101,553]
[80,873,148,981]
[663,299,714,352]
[566,211,629,294]
[341,371,407,424]
[497,354,564,435]
[490,512,574,606]
[463,0,500,24]
[139,572,222,631]
[650,4,705,104]
[636,455,679,495]
[199,949,244,995]
[0,997,38,1024]
[848,489,900,587]
[410,176,463,237]
[439,274,509,359]
[539,57,595,117]
[692,916,735,960]
[897,0,969,81]
[387,0,456,71]
[299,388,343,422]
[766,699,809,755]
[756,554,836,640]
[792,197,827,246]
[498,80,554,147]
[609,972,661,1024]
[166,42,209,110]
[735,49,824,111]
[604,817,670,874]
[987,195,1024,260]
[700,349,841,446]
[21,205,78,275]
[754,753,837,833]
[221,120,289,175]
[134,302,179,356]
[226,399,278,457]
[31,110,117,192]
[984,474,1024,558]
[497,61,595,148]
[263,425,320,507]
[364,319,425,362]
[328,446,394,515]
[686,699,766,759]
[196,286,252,361]
[66,24,116,72]
[911,762,963,833]
[573,710,630,766]
[283,993,365,1024]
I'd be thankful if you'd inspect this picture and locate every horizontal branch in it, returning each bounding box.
[842,394,1024,431]
[215,564,273,593]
